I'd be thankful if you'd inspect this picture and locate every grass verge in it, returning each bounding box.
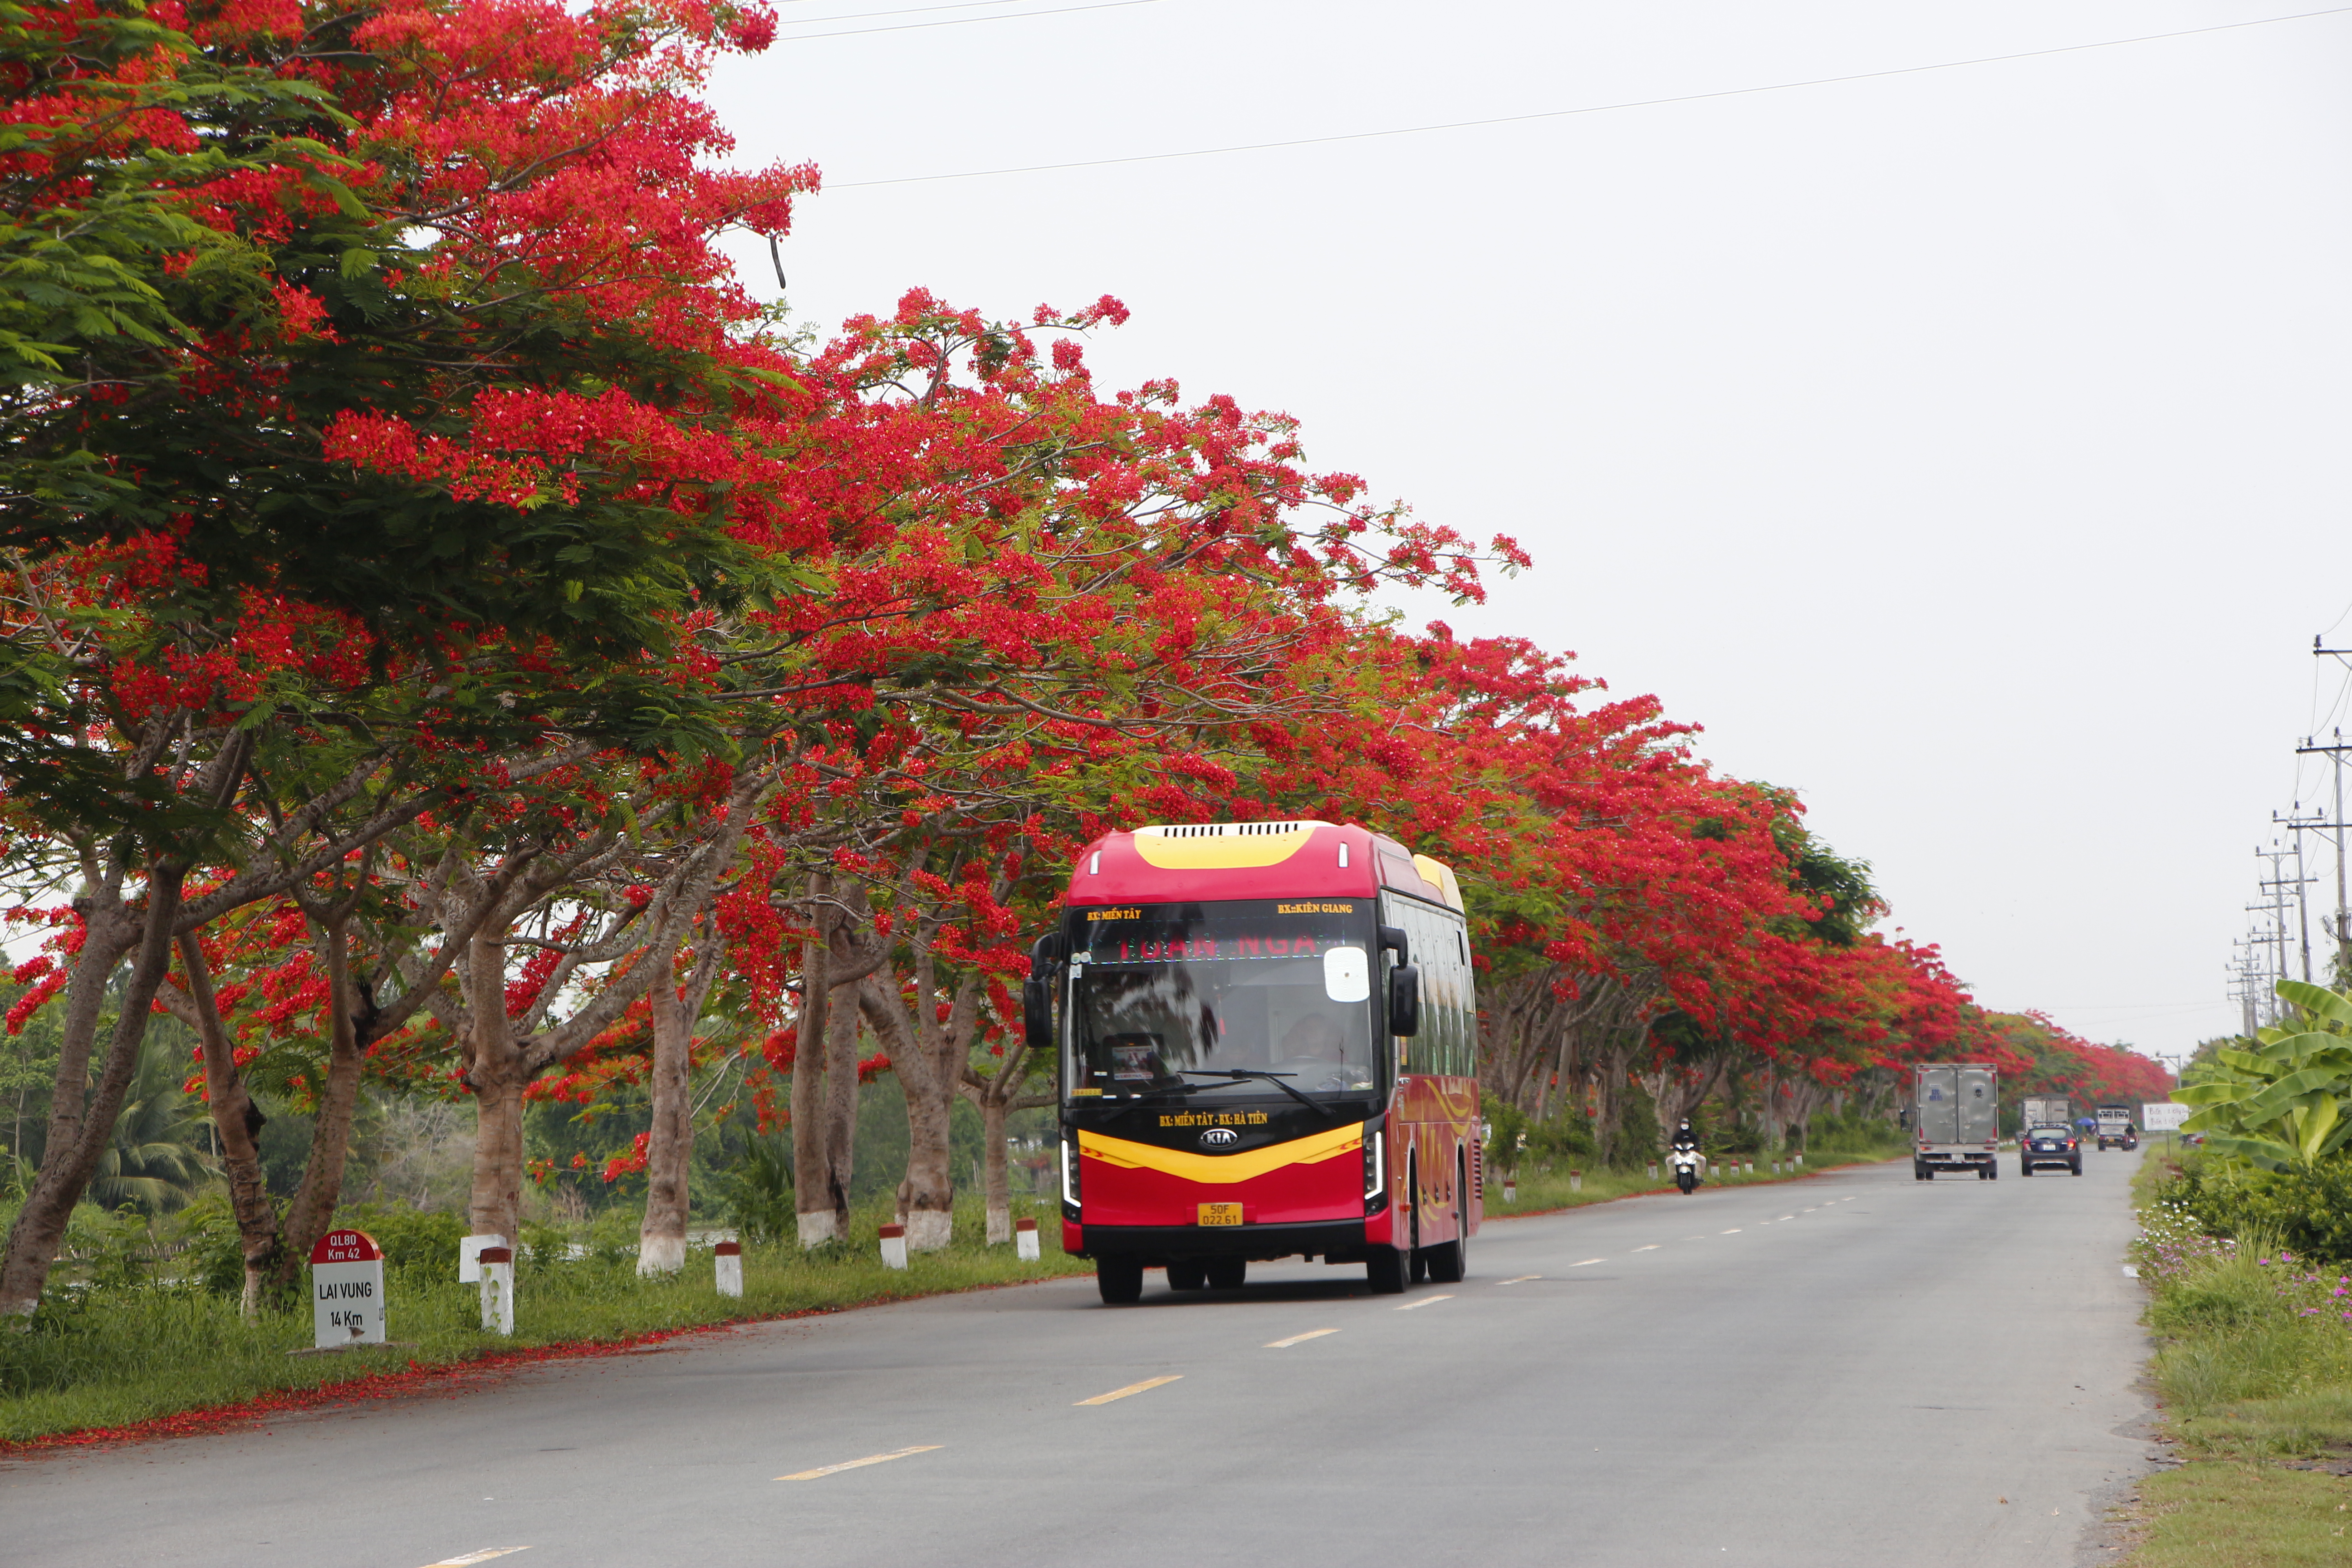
[2116,1149,2352,1565]
[2122,1463,2352,1565]
[0,1193,1086,1453]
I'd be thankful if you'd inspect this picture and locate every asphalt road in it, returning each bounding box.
[3,1150,2156,1568]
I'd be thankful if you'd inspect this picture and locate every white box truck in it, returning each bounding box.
[2095,1103,2138,1151]
[2021,1096,2071,1134]
[1914,1063,1999,1181]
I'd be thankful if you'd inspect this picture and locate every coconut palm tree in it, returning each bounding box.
[89,1038,216,1215]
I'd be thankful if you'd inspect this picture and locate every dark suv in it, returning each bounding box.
[2019,1124,2082,1176]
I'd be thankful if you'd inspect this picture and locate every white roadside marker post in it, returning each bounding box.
[478,1245,514,1335]
[1568,1170,1583,1193]
[1648,1163,1659,1180]
[310,1229,386,1349]
[458,1233,505,1284]
[1014,1217,1040,1262]
[878,1223,908,1270]
[1503,1179,1516,1204]
[714,1239,743,1298]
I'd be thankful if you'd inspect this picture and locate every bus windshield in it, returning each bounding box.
[1065,900,1380,1098]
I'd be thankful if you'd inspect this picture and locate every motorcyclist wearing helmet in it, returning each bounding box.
[1671,1119,1700,1153]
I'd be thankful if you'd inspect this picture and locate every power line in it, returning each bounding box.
[782,0,1157,41]
[829,5,2352,188]
[779,0,1018,26]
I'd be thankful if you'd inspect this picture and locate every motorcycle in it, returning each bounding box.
[1670,1147,1702,1194]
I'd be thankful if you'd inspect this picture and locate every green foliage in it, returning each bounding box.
[88,1029,213,1216]
[338,1205,467,1276]
[2175,979,2352,1171]
[2151,1152,2352,1267]
[173,1194,246,1297]
[706,1136,794,1245]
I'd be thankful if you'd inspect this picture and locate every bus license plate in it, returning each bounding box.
[1198,1203,1242,1227]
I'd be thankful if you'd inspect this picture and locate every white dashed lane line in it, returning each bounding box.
[1396,1294,1455,1311]
[1569,1258,1606,1267]
[1632,1245,1660,1252]
[1264,1329,1339,1349]
[1497,1275,1541,1285]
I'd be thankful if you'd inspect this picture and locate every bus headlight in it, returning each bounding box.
[1061,1136,1079,1208]
[1364,1127,1386,1207]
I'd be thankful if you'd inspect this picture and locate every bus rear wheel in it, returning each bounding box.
[1096,1259,1143,1305]
[1365,1246,1407,1294]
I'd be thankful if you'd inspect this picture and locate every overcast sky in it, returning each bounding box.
[704,0,2352,1063]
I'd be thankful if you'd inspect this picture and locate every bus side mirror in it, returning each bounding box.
[1387,964,1421,1038]
[1023,977,1053,1049]
[1379,925,1409,964]
[1024,933,1058,1049]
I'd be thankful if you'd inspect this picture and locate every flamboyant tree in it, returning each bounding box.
[0,0,816,1313]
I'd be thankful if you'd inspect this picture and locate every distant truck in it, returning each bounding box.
[1914,1063,2000,1181]
[2021,1097,2072,1134]
[2095,1104,2138,1151]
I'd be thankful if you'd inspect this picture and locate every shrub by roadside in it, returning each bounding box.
[2118,1153,2352,1565]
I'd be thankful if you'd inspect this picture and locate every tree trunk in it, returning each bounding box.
[465,931,529,1247]
[638,935,720,1275]
[981,1094,1011,1245]
[273,916,368,1284]
[791,888,835,1247]
[172,934,279,1319]
[0,864,181,1318]
[819,977,861,1240]
[859,960,970,1254]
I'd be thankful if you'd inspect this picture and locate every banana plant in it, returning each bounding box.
[2174,979,2352,1171]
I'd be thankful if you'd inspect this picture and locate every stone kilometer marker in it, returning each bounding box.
[311,1228,386,1349]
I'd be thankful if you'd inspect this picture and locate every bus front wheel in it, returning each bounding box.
[1096,1259,1144,1305]
[1365,1245,1408,1294]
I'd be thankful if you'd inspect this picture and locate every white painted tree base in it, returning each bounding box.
[797,1210,838,1248]
[985,1205,1011,1246]
[906,1210,952,1252]
[637,1234,686,1276]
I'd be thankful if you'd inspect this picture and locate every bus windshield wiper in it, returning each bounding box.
[1181,1068,1337,1117]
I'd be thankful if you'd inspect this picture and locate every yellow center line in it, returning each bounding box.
[1496,1274,1541,1284]
[1264,1328,1340,1348]
[1569,1257,1606,1267]
[1076,1375,1182,1405]
[778,1446,943,1481]
[1395,1293,1456,1310]
[421,1552,530,1568]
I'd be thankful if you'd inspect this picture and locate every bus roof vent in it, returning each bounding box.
[1136,820,1323,839]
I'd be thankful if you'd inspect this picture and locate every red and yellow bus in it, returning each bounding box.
[1028,818,1482,1303]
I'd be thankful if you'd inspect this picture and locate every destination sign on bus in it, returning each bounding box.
[1071,900,1367,966]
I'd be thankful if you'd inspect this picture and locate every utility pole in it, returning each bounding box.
[2269,812,2323,982]
[2293,720,2352,983]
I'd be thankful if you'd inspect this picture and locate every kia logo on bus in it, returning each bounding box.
[1199,1127,1240,1149]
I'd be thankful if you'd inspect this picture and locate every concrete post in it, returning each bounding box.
[1015,1217,1040,1262]
[879,1223,908,1270]
[715,1239,743,1298]
[478,1246,514,1335]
